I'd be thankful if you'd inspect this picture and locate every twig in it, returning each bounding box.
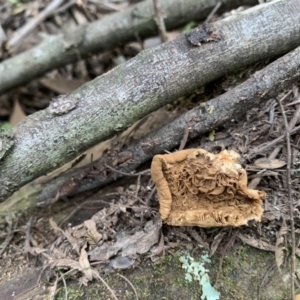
[105,164,150,177]
[205,1,222,23]
[179,127,190,150]
[287,100,300,130]
[0,215,17,256]
[153,0,168,43]
[135,174,141,198]
[7,0,65,48]
[275,93,295,300]
[24,216,33,255]
[257,262,276,300]
[248,125,300,160]
[249,91,300,188]
[248,147,281,189]
[0,23,6,47]
[55,0,76,14]
[59,199,109,227]
[118,191,147,205]
[215,228,239,284]
[117,273,139,300]
[146,187,156,206]
[49,274,59,300]
[92,270,118,300]
[61,273,68,300]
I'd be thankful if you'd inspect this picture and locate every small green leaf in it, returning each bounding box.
[0,122,12,130]
[209,130,215,142]
[182,21,197,33]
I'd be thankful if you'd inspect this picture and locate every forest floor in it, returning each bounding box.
[0,1,299,299]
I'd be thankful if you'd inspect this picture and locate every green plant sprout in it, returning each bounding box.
[180,253,220,300]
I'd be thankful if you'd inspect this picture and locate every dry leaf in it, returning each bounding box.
[89,219,161,261]
[63,227,81,255]
[39,78,87,94]
[9,99,26,126]
[79,246,93,281]
[84,219,102,248]
[295,294,300,300]
[254,158,286,169]
[50,258,82,271]
[238,234,275,252]
[49,217,61,236]
[210,231,226,257]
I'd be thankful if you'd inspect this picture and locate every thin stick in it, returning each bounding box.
[248,147,281,189]
[105,164,150,177]
[59,199,109,226]
[146,187,156,206]
[215,228,239,284]
[117,273,139,300]
[61,273,68,300]
[7,0,65,48]
[248,125,300,159]
[205,1,222,23]
[275,94,295,300]
[257,262,276,300]
[24,216,33,255]
[0,215,16,256]
[249,99,300,179]
[153,0,168,43]
[179,127,190,150]
[92,270,118,300]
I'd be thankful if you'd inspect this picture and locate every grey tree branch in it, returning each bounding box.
[0,0,257,95]
[0,0,300,203]
[36,43,300,206]
[1,33,300,220]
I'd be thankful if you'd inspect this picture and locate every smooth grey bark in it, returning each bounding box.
[36,44,300,206]
[0,0,300,202]
[0,0,257,95]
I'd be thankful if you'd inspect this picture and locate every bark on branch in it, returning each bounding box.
[0,0,300,202]
[1,38,300,220]
[0,0,257,95]
[36,44,300,206]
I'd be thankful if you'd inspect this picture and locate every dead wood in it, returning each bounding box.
[0,0,257,95]
[0,41,296,217]
[1,0,300,203]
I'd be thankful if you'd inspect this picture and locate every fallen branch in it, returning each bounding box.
[1,0,300,203]
[34,43,300,206]
[0,0,257,95]
[0,40,296,214]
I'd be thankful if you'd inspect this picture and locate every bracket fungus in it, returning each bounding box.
[151,149,266,227]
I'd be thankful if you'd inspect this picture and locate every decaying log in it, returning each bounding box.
[1,0,300,203]
[0,0,257,95]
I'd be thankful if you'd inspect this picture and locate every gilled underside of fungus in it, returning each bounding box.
[150,149,266,227]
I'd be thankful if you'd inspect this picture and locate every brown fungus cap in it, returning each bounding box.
[150,149,266,227]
